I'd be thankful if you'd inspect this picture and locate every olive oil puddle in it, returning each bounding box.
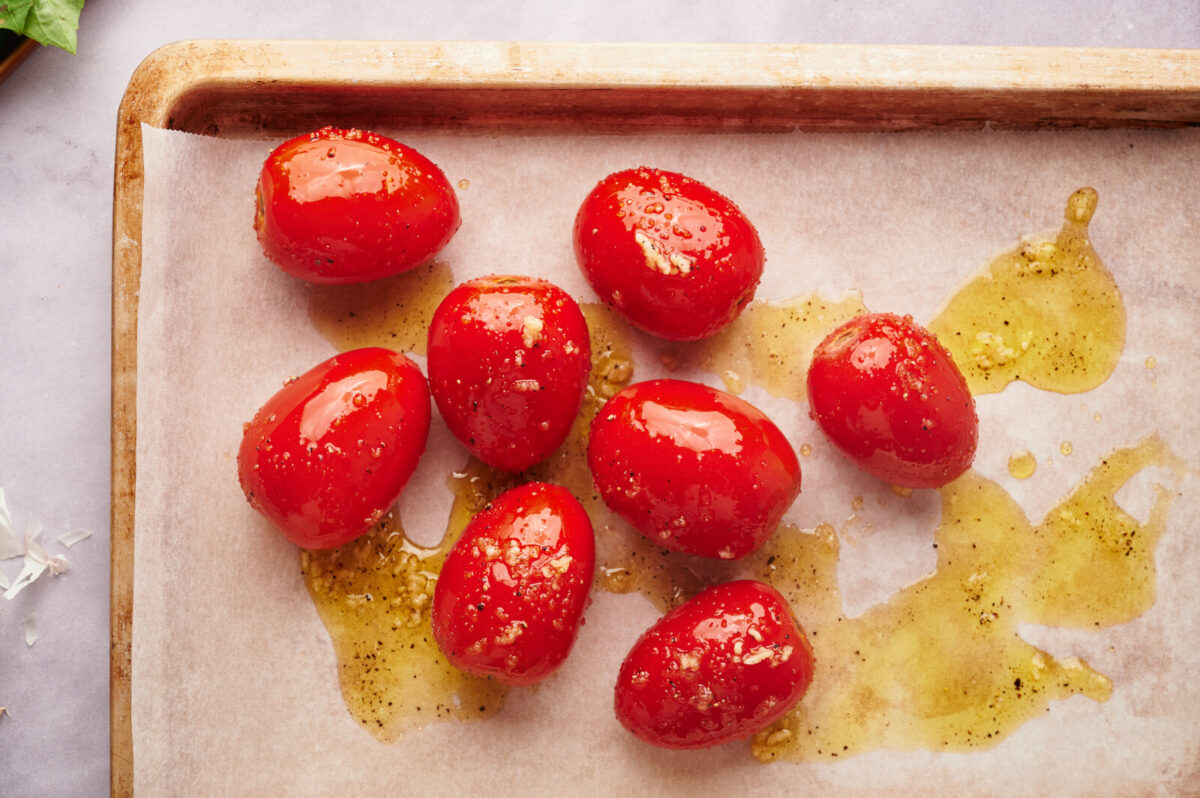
[673,188,1124,401]
[659,293,869,398]
[301,189,1174,762]
[307,260,455,356]
[747,437,1182,761]
[928,188,1126,395]
[300,513,507,742]
[301,258,487,743]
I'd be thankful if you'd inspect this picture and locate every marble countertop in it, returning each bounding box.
[1,1,1196,795]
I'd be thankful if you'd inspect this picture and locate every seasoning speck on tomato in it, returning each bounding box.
[255,127,460,285]
[432,482,595,686]
[615,580,814,749]
[427,275,591,472]
[573,167,765,340]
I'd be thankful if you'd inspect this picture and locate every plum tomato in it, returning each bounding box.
[431,482,595,686]
[615,580,814,750]
[427,275,591,472]
[237,347,431,549]
[573,167,765,340]
[587,379,800,560]
[254,127,460,284]
[807,312,978,489]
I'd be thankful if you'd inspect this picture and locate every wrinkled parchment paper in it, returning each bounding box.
[134,124,1200,796]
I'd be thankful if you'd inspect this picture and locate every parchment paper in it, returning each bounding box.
[134,123,1200,796]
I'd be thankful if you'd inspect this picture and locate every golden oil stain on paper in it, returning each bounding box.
[307,260,454,356]
[929,188,1126,396]
[300,511,507,743]
[1008,450,1038,479]
[750,437,1181,762]
[663,292,869,398]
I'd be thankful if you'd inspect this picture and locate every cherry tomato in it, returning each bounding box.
[573,167,764,340]
[431,482,595,686]
[427,275,591,472]
[588,379,800,560]
[615,580,814,750]
[807,312,978,488]
[254,127,460,284]
[237,347,431,549]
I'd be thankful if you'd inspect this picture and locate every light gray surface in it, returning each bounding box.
[0,2,1197,795]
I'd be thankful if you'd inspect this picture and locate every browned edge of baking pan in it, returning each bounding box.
[110,38,1200,797]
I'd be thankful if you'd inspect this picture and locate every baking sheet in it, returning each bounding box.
[133,123,1200,795]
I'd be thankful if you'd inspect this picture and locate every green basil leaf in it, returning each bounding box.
[0,0,84,55]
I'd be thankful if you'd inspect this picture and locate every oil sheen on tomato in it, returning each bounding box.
[302,189,1176,762]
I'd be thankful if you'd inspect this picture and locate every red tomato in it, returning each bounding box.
[237,347,431,549]
[427,275,591,472]
[573,167,764,340]
[254,127,460,284]
[615,580,814,750]
[588,379,800,560]
[431,482,595,686]
[807,312,978,488]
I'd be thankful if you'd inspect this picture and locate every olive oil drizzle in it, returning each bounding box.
[300,513,507,743]
[300,188,1181,765]
[301,258,493,743]
[750,436,1179,762]
[928,188,1126,395]
[307,260,455,356]
[661,292,869,398]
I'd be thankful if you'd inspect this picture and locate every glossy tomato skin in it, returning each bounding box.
[255,127,460,284]
[807,312,978,489]
[432,482,595,686]
[427,275,591,472]
[573,167,764,340]
[237,347,431,549]
[615,580,814,750]
[588,379,800,560]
